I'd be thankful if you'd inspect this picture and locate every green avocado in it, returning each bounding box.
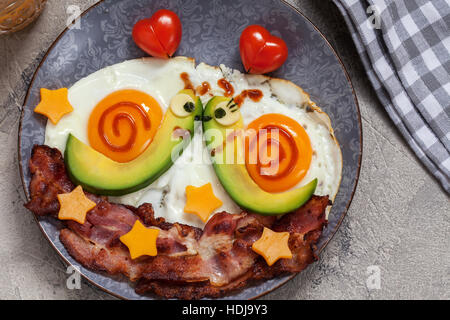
[202,96,317,215]
[64,89,203,196]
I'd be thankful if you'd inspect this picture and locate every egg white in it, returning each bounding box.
[45,57,342,228]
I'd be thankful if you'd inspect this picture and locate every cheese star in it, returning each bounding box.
[184,183,223,223]
[57,186,96,224]
[120,220,159,259]
[252,227,293,266]
[34,88,74,124]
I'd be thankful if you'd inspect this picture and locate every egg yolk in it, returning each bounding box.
[88,89,163,163]
[245,113,312,193]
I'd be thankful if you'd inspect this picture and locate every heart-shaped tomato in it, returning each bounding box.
[239,25,288,74]
[132,9,182,59]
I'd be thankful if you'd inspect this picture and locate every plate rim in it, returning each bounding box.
[18,0,362,300]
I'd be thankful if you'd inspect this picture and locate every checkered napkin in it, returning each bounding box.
[332,0,450,193]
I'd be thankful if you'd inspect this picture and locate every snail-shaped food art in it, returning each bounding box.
[202,96,317,216]
[65,89,202,196]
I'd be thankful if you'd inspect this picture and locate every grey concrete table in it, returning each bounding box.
[0,0,448,300]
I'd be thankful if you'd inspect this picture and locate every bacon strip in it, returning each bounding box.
[24,145,328,299]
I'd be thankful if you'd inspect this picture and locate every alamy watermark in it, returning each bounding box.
[366,265,381,290]
[66,265,81,290]
[170,125,284,176]
[367,5,382,30]
[66,5,81,30]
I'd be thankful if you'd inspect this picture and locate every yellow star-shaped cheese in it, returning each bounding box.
[57,186,96,224]
[184,183,223,223]
[120,220,159,259]
[252,227,292,266]
[34,88,74,124]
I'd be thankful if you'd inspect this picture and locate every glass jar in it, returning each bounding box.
[0,0,47,35]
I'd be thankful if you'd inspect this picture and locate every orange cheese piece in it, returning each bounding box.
[34,88,74,124]
[184,183,223,223]
[57,186,96,224]
[252,227,292,266]
[120,220,159,259]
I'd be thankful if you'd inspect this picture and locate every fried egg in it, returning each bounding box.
[45,57,342,228]
[45,57,195,152]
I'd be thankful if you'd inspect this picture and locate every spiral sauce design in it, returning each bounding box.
[88,89,163,163]
[245,114,312,193]
[98,102,151,152]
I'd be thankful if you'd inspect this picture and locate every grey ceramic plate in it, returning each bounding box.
[19,0,362,300]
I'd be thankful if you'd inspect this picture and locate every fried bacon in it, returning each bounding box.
[24,145,329,299]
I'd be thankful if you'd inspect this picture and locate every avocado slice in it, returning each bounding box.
[202,96,317,215]
[64,89,203,196]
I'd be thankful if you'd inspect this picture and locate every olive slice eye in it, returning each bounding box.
[170,93,196,117]
[214,107,226,119]
[214,100,241,126]
[184,102,195,113]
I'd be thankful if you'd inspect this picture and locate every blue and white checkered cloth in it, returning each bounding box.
[333,0,450,193]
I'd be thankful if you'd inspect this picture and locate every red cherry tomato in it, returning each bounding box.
[239,25,288,74]
[132,9,182,59]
